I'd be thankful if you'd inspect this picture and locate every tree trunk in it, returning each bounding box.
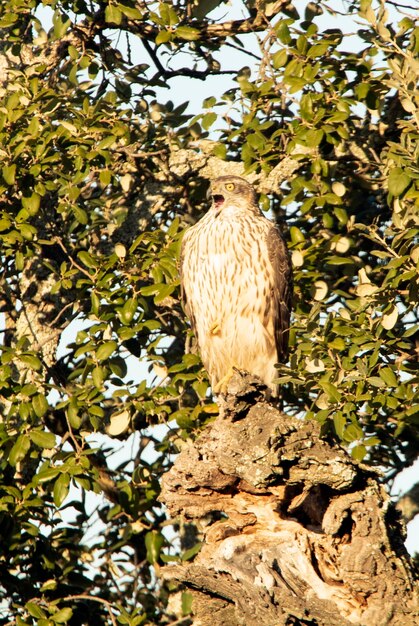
[160,372,418,626]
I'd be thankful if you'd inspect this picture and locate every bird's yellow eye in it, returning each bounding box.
[225,182,235,191]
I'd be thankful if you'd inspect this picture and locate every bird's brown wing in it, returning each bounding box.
[179,230,197,337]
[266,225,293,362]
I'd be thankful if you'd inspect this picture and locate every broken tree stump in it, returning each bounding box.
[160,372,418,626]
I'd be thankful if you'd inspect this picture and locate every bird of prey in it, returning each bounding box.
[180,175,292,396]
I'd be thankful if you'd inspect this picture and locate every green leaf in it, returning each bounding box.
[160,2,179,25]
[344,423,363,442]
[305,129,324,147]
[91,291,100,315]
[388,167,411,196]
[100,169,112,186]
[166,216,180,237]
[175,26,200,41]
[30,430,56,449]
[364,437,381,447]
[143,282,176,303]
[326,256,353,266]
[181,541,202,561]
[202,112,217,130]
[97,135,116,150]
[181,591,193,615]
[118,4,142,19]
[141,284,161,296]
[351,445,367,461]
[18,222,37,240]
[15,251,25,270]
[367,376,386,388]
[53,10,71,38]
[67,398,82,429]
[105,4,122,24]
[9,434,31,466]
[19,354,43,370]
[145,530,164,564]
[320,381,341,403]
[26,602,47,619]
[272,49,288,68]
[73,205,88,224]
[212,143,227,159]
[247,133,266,150]
[96,340,118,361]
[77,251,98,268]
[154,284,175,303]
[22,193,41,213]
[379,367,398,388]
[92,365,105,388]
[155,30,172,45]
[53,473,70,507]
[192,380,209,399]
[334,207,348,224]
[290,226,305,244]
[307,43,330,58]
[35,466,60,484]
[51,607,73,623]
[300,94,314,121]
[276,20,292,44]
[109,356,128,378]
[2,164,16,185]
[117,297,138,325]
[333,412,346,439]
[32,393,49,418]
[0,217,11,231]
[40,579,58,592]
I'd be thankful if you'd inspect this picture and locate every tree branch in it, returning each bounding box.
[1,11,271,87]
[397,481,419,524]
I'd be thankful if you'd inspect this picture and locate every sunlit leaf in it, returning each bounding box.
[51,607,73,623]
[176,26,200,40]
[53,473,70,507]
[29,430,56,449]
[96,341,118,361]
[379,367,398,388]
[2,164,16,185]
[9,435,31,466]
[107,409,131,436]
[381,305,398,330]
[105,4,122,24]
[31,394,49,418]
[351,445,367,461]
[388,167,411,196]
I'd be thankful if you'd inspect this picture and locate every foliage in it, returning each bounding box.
[0,0,418,623]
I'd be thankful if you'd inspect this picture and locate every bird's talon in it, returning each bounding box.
[213,367,235,395]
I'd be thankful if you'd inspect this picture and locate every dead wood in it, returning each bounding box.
[160,372,418,626]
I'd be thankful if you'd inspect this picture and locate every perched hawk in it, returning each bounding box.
[180,175,292,396]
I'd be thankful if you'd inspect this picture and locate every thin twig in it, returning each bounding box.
[64,594,118,626]
[54,237,97,279]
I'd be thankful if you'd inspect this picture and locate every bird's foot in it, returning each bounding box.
[213,367,236,395]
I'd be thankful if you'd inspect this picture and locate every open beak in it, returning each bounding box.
[212,194,225,209]
[207,185,225,215]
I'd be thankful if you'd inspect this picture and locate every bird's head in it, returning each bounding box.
[209,176,258,214]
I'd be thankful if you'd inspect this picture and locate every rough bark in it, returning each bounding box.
[160,372,418,626]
